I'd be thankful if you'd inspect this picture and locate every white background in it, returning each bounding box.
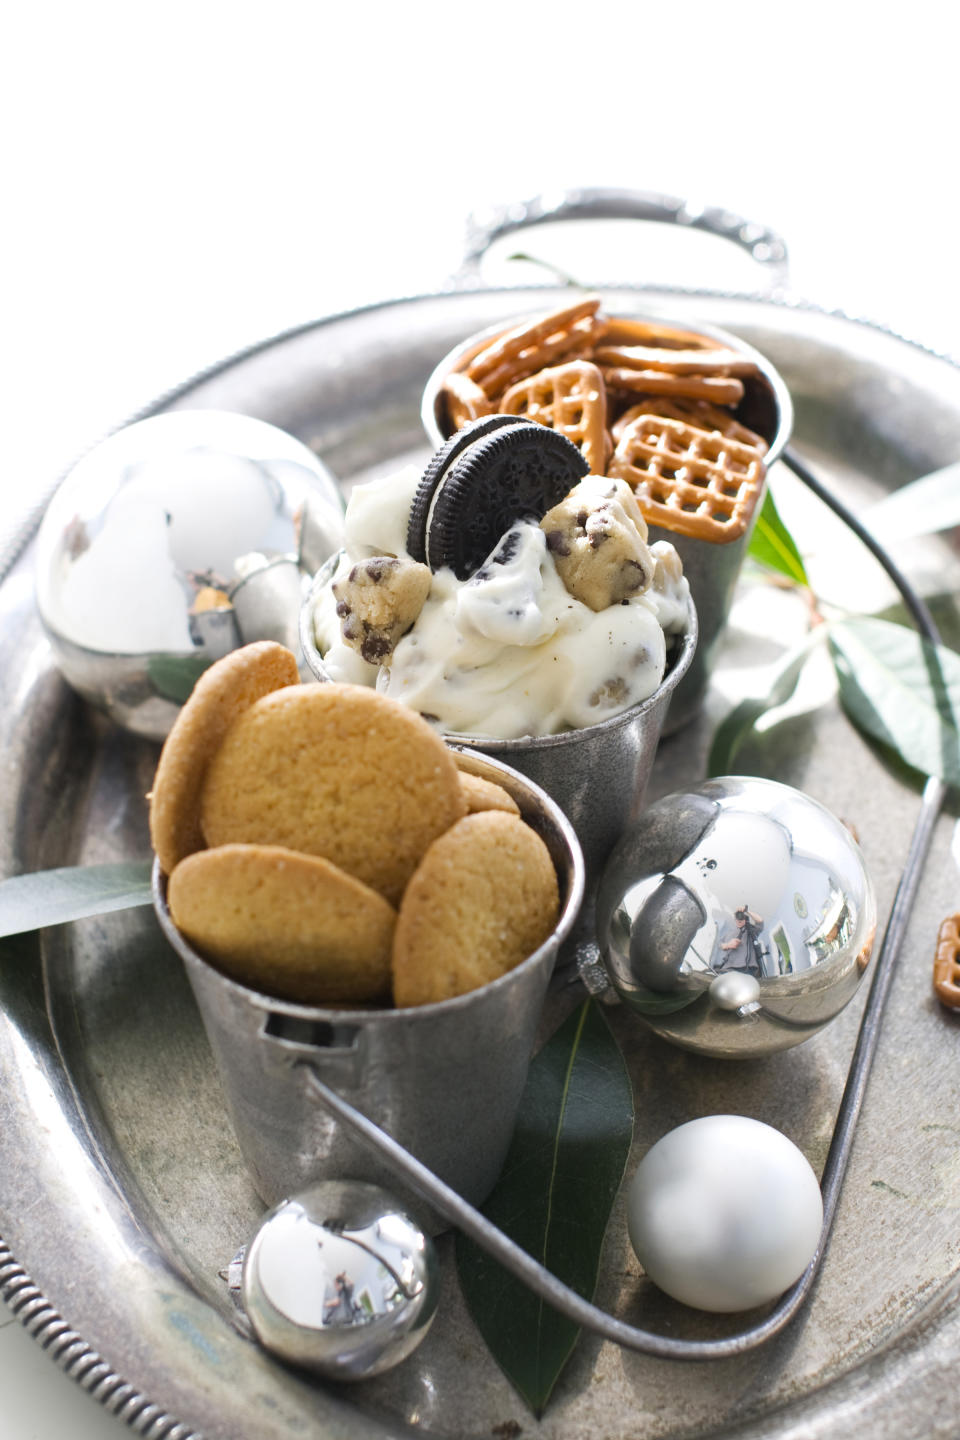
[2,3,958,1435]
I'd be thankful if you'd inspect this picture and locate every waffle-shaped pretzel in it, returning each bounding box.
[608,414,766,543]
[611,396,769,453]
[440,370,492,431]
[466,296,603,397]
[593,344,760,377]
[933,914,960,1009]
[500,360,608,473]
[598,365,745,407]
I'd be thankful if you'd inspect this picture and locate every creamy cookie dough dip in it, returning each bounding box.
[308,456,690,741]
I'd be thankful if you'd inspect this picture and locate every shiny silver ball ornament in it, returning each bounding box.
[241,1180,439,1382]
[596,776,877,1058]
[35,410,345,740]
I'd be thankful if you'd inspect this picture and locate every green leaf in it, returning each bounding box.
[456,998,633,1416]
[862,462,960,543]
[828,617,960,786]
[747,487,809,585]
[707,629,825,776]
[0,863,153,938]
[148,654,212,704]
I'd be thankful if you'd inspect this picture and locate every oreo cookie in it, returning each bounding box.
[409,417,589,579]
[407,414,529,565]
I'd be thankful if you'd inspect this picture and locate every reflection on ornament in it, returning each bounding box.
[35,410,345,738]
[241,1180,438,1381]
[596,776,877,1058]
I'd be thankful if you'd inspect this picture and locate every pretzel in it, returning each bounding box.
[440,370,492,431]
[465,295,603,397]
[608,414,766,543]
[592,344,760,377]
[500,360,608,473]
[476,314,606,400]
[599,365,745,407]
[933,914,960,1009]
[611,396,769,453]
[598,316,718,350]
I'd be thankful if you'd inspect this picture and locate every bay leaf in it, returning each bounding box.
[456,997,633,1416]
[0,863,153,938]
[861,462,960,543]
[148,654,212,704]
[829,616,960,786]
[708,629,825,776]
[747,488,809,585]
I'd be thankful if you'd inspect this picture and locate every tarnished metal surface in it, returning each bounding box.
[1,284,959,1439]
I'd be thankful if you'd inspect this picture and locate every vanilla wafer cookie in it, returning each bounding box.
[149,641,300,876]
[199,682,466,905]
[611,397,769,452]
[500,359,608,473]
[465,295,603,398]
[392,810,559,1008]
[933,913,960,1009]
[609,414,766,543]
[458,770,521,816]
[168,843,396,1005]
[599,366,745,407]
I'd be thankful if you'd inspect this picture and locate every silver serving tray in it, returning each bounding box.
[2,284,959,1440]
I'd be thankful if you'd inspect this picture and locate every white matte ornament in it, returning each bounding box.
[627,1115,823,1313]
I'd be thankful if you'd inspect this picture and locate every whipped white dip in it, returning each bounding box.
[311,467,689,740]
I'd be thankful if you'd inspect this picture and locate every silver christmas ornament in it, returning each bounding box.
[35,410,345,740]
[596,776,877,1058]
[241,1180,439,1381]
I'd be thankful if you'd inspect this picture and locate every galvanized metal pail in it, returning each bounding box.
[152,749,584,1226]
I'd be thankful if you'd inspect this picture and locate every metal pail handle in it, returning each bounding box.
[452,186,790,291]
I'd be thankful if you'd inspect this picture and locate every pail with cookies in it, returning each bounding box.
[420,293,792,730]
[149,642,584,1225]
[301,413,698,883]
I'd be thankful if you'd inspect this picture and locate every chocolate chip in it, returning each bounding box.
[359,629,393,663]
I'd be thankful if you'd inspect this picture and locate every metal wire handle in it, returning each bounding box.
[305,445,946,1360]
[455,187,791,291]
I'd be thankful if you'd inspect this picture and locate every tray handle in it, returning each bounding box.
[455,186,790,290]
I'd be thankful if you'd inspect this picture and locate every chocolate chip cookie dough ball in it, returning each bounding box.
[540,476,655,611]
[332,555,431,664]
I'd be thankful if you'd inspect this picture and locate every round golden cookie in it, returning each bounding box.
[199,683,466,906]
[392,811,559,1008]
[458,771,521,816]
[149,641,301,876]
[167,843,395,1005]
